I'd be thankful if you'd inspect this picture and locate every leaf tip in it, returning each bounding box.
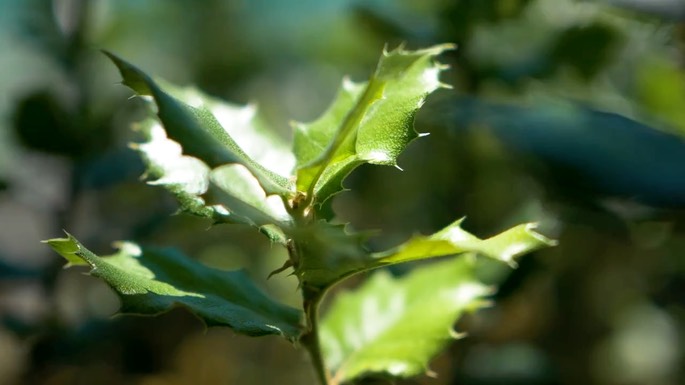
[524,222,558,247]
[43,231,90,268]
[101,50,153,96]
[289,120,303,130]
[439,81,454,90]
[449,329,468,340]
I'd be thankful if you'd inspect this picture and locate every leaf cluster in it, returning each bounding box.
[45,45,555,384]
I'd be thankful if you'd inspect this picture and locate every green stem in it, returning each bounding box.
[301,287,330,385]
[286,200,330,384]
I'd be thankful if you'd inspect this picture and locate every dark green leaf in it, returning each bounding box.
[44,234,302,339]
[104,51,294,197]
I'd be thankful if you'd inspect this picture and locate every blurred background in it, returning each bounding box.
[1,0,684,384]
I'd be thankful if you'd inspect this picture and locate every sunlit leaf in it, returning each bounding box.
[133,118,216,219]
[159,81,296,177]
[320,256,491,383]
[293,219,554,291]
[104,51,294,197]
[372,219,556,268]
[44,234,302,339]
[133,119,291,242]
[208,164,291,242]
[294,44,453,204]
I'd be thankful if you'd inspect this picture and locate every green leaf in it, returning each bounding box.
[372,219,557,268]
[294,44,453,204]
[291,219,553,292]
[44,234,302,339]
[104,51,294,197]
[289,222,370,289]
[133,118,216,219]
[208,164,291,241]
[320,256,492,383]
[160,81,296,178]
[133,119,291,243]
[292,79,367,169]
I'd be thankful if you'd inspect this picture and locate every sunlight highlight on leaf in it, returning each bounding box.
[320,256,492,383]
[294,44,454,204]
[44,234,303,339]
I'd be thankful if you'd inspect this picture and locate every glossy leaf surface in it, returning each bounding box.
[294,44,453,204]
[320,256,491,383]
[134,118,290,242]
[293,219,554,291]
[372,219,556,268]
[45,234,302,339]
[105,51,294,197]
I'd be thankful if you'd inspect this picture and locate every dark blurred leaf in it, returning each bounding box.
[451,98,685,207]
[12,90,114,158]
[549,22,620,80]
[610,0,685,21]
[77,147,145,190]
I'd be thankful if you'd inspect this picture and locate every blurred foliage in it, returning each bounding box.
[1,0,684,384]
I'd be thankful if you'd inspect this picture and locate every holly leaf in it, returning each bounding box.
[294,44,453,204]
[133,118,291,243]
[44,234,302,339]
[133,118,216,219]
[159,81,296,178]
[292,219,554,291]
[104,51,294,197]
[208,163,291,242]
[371,219,556,268]
[289,222,371,289]
[320,255,491,383]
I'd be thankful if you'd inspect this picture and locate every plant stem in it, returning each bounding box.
[301,287,330,385]
[287,201,330,384]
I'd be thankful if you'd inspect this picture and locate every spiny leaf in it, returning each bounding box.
[288,222,371,289]
[371,219,557,268]
[293,79,366,169]
[294,44,453,204]
[320,256,492,383]
[207,164,292,239]
[104,51,294,197]
[159,80,296,178]
[133,119,290,243]
[44,234,302,339]
[133,118,216,219]
[293,219,554,291]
